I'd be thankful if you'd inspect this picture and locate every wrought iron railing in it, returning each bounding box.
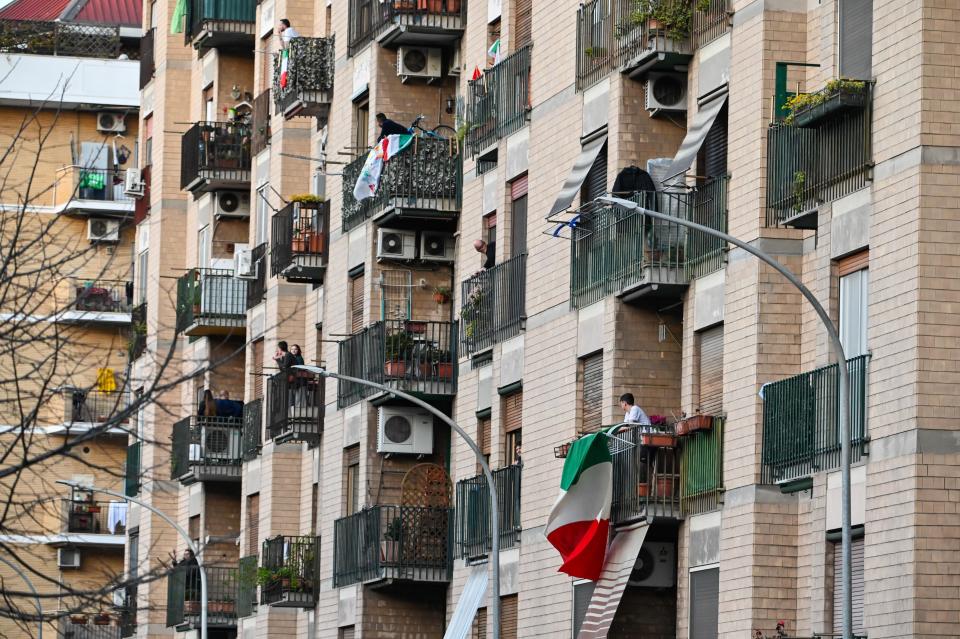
[341,137,461,231]
[274,36,335,118]
[680,416,724,515]
[454,464,521,559]
[242,399,262,461]
[766,83,873,227]
[687,177,729,279]
[71,280,133,314]
[180,121,252,191]
[466,45,532,155]
[0,20,121,58]
[245,243,267,310]
[333,505,453,587]
[460,254,526,355]
[64,389,129,424]
[691,0,731,47]
[65,499,128,535]
[175,268,247,333]
[260,536,320,606]
[139,28,155,89]
[171,416,245,481]
[348,0,465,55]
[53,166,134,207]
[338,320,458,407]
[184,0,257,45]
[125,442,141,497]
[236,555,258,618]
[61,616,123,638]
[251,89,271,156]
[271,202,329,281]
[166,565,238,627]
[609,423,681,525]
[762,355,870,483]
[266,370,323,444]
[129,303,146,360]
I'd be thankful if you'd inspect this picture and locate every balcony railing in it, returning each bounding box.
[348,0,465,55]
[175,268,247,335]
[466,45,532,156]
[766,82,873,228]
[454,464,522,559]
[61,616,124,638]
[341,137,461,232]
[333,505,453,587]
[65,500,128,535]
[460,253,526,355]
[71,280,134,314]
[271,202,329,283]
[139,28,155,89]
[0,20,121,58]
[274,36,335,120]
[183,0,256,48]
[691,0,731,47]
[242,398,262,460]
[171,416,244,483]
[250,89,271,156]
[53,167,134,209]
[180,121,252,192]
[237,555,258,618]
[337,320,458,408]
[245,243,267,309]
[762,355,870,484]
[266,370,323,445]
[680,416,724,516]
[260,536,320,607]
[64,389,129,425]
[609,423,681,526]
[125,442,140,497]
[166,565,238,628]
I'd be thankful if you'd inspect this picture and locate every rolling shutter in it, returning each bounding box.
[350,272,365,334]
[503,392,523,433]
[500,595,518,639]
[833,537,865,634]
[581,353,603,433]
[515,0,532,48]
[698,326,724,415]
[246,493,259,556]
[573,581,596,638]
[252,339,264,400]
[690,567,719,639]
[582,142,608,204]
[839,0,873,80]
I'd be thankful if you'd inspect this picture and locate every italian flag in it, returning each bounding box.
[353,134,414,202]
[279,49,290,88]
[545,430,613,581]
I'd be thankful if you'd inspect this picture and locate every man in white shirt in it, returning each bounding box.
[279,18,300,48]
[619,393,651,425]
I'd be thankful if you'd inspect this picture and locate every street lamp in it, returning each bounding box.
[598,195,855,639]
[0,555,43,639]
[56,480,209,639]
[293,365,502,639]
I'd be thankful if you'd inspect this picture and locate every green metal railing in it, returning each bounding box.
[454,465,521,559]
[242,399,262,460]
[236,555,258,618]
[125,442,140,497]
[762,354,870,483]
[460,254,526,355]
[260,536,320,606]
[175,268,247,333]
[680,417,724,515]
[466,45,532,155]
[273,36,335,118]
[166,565,238,628]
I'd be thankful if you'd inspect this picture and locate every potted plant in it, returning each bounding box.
[384,331,415,377]
[381,517,402,563]
[433,286,451,305]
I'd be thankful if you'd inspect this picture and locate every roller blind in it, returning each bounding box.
[698,326,724,415]
[580,352,603,433]
[503,391,523,433]
[690,567,719,639]
[832,537,865,634]
[500,595,518,639]
[839,0,873,80]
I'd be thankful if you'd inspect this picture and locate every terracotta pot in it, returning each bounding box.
[435,362,454,379]
[384,361,407,377]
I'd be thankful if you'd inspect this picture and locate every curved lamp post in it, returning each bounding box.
[293,365,502,639]
[56,480,208,639]
[0,555,43,638]
[598,195,855,639]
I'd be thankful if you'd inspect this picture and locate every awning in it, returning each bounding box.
[443,564,488,639]
[577,523,650,639]
[664,92,728,183]
[547,134,608,218]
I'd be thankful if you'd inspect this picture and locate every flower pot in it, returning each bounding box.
[381,540,399,563]
[641,433,676,448]
[435,362,454,379]
[384,361,407,377]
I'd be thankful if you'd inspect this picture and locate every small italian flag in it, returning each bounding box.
[279,49,290,88]
[545,430,613,581]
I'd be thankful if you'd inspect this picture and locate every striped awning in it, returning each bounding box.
[664,92,728,183]
[577,522,650,639]
[547,134,608,218]
[443,564,488,639]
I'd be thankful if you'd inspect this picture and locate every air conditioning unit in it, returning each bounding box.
[397,46,443,80]
[58,547,81,569]
[96,112,126,133]
[419,231,455,262]
[215,191,251,218]
[87,218,120,243]
[234,244,254,278]
[377,228,417,260]
[124,168,144,197]
[203,423,242,460]
[377,406,434,455]
[627,542,675,588]
[645,73,688,113]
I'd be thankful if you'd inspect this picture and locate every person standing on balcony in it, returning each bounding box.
[278,19,300,48]
[375,113,410,142]
[619,393,651,426]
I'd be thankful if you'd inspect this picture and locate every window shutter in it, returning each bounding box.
[500,595,518,639]
[247,493,259,556]
[698,326,724,415]
[580,353,603,433]
[350,273,365,334]
[472,607,487,639]
[572,581,596,638]
[515,0,532,48]
[582,142,608,204]
[252,339,264,400]
[839,0,873,80]
[503,392,523,433]
[701,104,728,179]
[833,537,865,634]
[690,567,719,639]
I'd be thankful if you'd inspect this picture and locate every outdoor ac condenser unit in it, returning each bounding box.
[377,406,433,454]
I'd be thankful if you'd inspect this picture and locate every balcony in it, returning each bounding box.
[241,398,262,461]
[766,81,873,229]
[454,464,521,560]
[175,268,247,336]
[333,505,453,587]
[348,0,465,54]
[273,37,334,121]
[337,320,458,408]
[180,121,252,193]
[250,89,271,156]
[171,416,244,484]
[139,28,155,89]
[761,355,870,484]
[680,416,724,516]
[52,167,135,217]
[0,19,121,58]
[466,45,532,156]
[341,137,462,232]
[167,565,238,629]
[260,536,320,607]
[245,243,267,309]
[266,370,323,445]
[460,254,525,355]
[61,615,124,638]
[609,423,681,525]
[58,279,133,325]
[63,389,129,426]
[271,202,329,283]
[125,442,140,497]
[183,0,256,49]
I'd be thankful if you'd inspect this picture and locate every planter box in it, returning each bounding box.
[676,415,713,436]
[640,433,677,448]
[792,89,868,128]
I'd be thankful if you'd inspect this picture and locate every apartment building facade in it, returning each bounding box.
[125,0,960,638]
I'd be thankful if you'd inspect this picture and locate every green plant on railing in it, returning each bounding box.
[384,331,415,362]
[781,78,867,125]
[624,0,693,41]
[792,171,806,212]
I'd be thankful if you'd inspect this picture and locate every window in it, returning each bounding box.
[246,493,259,556]
[838,251,869,358]
[252,339,264,400]
[510,176,528,258]
[514,0,532,49]
[839,0,873,81]
[831,536,865,634]
[579,352,603,433]
[689,567,719,639]
[503,391,522,465]
[349,271,365,334]
[477,416,491,474]
[198,225,211,267]
[143,116,153,166]
[354,99,369,151]
[136,247,148,304]
[255,186,270,246]
[697,325,724,415]
[581,142,608,204]
[500,594,518,639]
[344,445,360,515]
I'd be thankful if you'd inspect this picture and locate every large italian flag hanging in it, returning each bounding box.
[279,49,290,88]
[545,430,613,581]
